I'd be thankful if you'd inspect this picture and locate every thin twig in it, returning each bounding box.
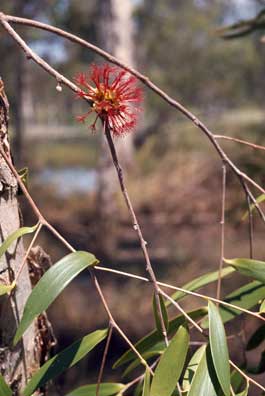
[45,222,76,253]
[104,125,169,347]
[241,179,265,223]
[159,289,203,333]
[230,384,236,396]
[91,272,153,374]
[96,323,113,396]
[1,13,265,393]
[14,222,43,284]
[0,146,151,379]
[0,15,78,94]
[216,163,226,301]
[120,360,159,395]
[230,361,264,392]
[94,265,265,322]
[247,195,254,259]
[0,13,264,201]
[215,134,265,151]
[177,383,183,395]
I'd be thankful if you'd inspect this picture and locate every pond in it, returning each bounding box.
[37,167,98,196]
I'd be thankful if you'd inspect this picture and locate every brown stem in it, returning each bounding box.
[0,146,151,378]
[215,134,265,151]
[216,163,226,301]
[104,125,169,346]
[91,272,153,374]
[95,265,265,323]
[0,13,264,200]
[96,324,113,396]
[14,222,43,283]
[247,195,254,259]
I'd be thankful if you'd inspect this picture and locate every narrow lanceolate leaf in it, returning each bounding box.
[23,329,107,396]
[208,301,230,396]
[259,299,265,313]
[0,374,12,396]
[150,324,189,396]
[225,258,265,283]
[242,193,265,221]
[231,370,244,393]
[134,380,144,396]
[236,381,249,396]
[142,369,150,396]
[0,224,38,259]
[0,281,15,296]
[202,281,265,327]
[167,267,234,305]
[14,251,98,345]
[187,346,217,396]
[122,346,164,378]
[113,308,207,369]
[153,293,169,336]
[183,345,207,393]
[66,383,125,396]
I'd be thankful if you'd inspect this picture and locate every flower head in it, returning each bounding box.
[74,63,143,136]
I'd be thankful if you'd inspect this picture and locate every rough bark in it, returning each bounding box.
[0,78,38,395]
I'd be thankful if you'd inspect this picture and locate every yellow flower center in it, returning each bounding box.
[92,85,120,113]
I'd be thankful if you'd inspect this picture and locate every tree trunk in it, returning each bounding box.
[98,0,135,166]
[0,78,38,395]
[96,0,136,257]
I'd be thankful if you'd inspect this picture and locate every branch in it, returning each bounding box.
[215,134,265,151]
[105,125,169,347]
[0,13,264,210]
[94,265,265,323]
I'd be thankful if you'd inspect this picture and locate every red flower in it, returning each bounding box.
[74,64,143,136]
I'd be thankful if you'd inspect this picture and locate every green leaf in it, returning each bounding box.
[225,258,265,283]
[0,224,38,259]
[242,193,265,221]
[187,346,217,396]
[14,251,98,345]
[202,281,265,327]
[134,380,143,396]
[260,299,265,313]
[183,345,207,392]
[231,370,244,393]
[167,267,234,305]
[208,301,230,396]
[0,281,15,296]
[142,369,150,396]
[122,343,164,378]
[152,293,169,336]
[236,381,249,396]
[150,324,189,396]
[0,374,12,396]
[66,383,125,396]
[23,329,107,396]
[113,308,207,369]
[18,167,29,189]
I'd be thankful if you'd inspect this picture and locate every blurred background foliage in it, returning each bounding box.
[1,0,265,394]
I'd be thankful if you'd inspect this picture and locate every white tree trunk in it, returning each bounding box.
[96,0,137,256]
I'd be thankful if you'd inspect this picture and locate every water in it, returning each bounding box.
[37,167,97,196]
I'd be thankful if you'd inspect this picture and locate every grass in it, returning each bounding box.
[25,137,101,169]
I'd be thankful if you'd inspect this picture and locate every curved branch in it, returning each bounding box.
[0,13,264,204]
